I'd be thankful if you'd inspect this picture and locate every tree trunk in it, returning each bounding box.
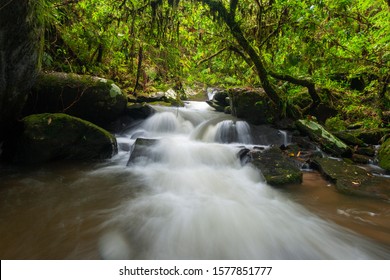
[0,0,44,142]
[201,0,283,108]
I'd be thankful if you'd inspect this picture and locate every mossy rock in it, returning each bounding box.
[9,113,117,163]
[228,88,277,125]
[333,131,366,147]
[378,138,390,171]
[296,119,352,157]
[349,128,390,145]
[23,72,127,127]
[248,147,303,187]
[311,157,390,201]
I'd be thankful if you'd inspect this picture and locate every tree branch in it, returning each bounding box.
[197,47,228,66]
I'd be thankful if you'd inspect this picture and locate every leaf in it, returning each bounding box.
[47,117,52,125]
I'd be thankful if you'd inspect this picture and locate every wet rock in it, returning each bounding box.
[351,154,371,164]
[248,147,303,187]
[296,119,352,157]
[206,89,229,112]
[127,138,159,165]
[136,89,182,106]
[126,103,156,120]
[355,146,376,157]
[8,113,117,163]
[228,87,277,125]
[349,128,390,145]
[311,157,390,201]
[23,72,127,127]
[378,137,390,172]
[333,131,366,147]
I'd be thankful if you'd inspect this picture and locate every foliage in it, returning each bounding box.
[42,0,390,126]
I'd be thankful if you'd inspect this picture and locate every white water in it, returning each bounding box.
[99,102,389,260]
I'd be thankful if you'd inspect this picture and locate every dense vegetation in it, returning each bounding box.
[42,0,389,127]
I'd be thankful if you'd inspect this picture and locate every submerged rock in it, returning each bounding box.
[127,138,159,165]
[23,72,127,127]
[248,147,303,187]
[311,157,390,201]
[296,119,352,157]
[8,113,117,163]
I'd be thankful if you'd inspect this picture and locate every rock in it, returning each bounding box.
[296,119,352,157]
[127,138,159,165]
[206,100,226,112]
[378,138,390,171]
[206,89,230,112]
[333,131,366,147]
[136,89,182,106]
[126,103,156,120]
[8,113,117,163]
[248,147,303,186]
[351,154,371,164]
[0,1,44,141]
[23,72,127,127]
[349,128,390,145]
[228,87,277,125]
[311,157,390,201]
[105,103,156,132]
[355,146,376,157]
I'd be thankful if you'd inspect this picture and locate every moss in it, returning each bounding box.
[378,138,390,171]
[249,147,302,187]
[25,72,127,127]
[312,157,390,200]
[13,113,117,163]
[296,119,351,157]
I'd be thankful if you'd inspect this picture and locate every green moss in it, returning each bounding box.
[14,113,117,163]
[378,138,390,171]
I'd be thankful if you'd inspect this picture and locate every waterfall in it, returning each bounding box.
[99,102,389,260]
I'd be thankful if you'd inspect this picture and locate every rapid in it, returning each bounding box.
[0,101,389,259]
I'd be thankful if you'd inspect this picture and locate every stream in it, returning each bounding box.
[0,101,389,259]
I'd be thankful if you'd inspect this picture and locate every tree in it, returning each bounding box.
[0,0,46,142]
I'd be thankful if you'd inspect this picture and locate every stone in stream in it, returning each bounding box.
[246,146,303,187]
[127,138,159,165]
[296,119,352,157]
[23,72,127,128]
[6,113,117,163]
[310,157,390,201]
[378,137,390,172]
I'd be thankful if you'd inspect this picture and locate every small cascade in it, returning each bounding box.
[98,102,390,260]
[213,120,252,144]
[278,130,290,147]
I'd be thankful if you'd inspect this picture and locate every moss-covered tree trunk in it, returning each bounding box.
[0,0,44,142]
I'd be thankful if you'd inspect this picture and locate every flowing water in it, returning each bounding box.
[0,102,389,259]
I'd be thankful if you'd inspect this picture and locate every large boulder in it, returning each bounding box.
[246,147,303,186]
[0,0,44,141]
[296,119,352,157]
[378,137,390,171]
[7,113,117,163]
[23,72,127,127]
[311,157,390,201]
[228,88,277,125]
